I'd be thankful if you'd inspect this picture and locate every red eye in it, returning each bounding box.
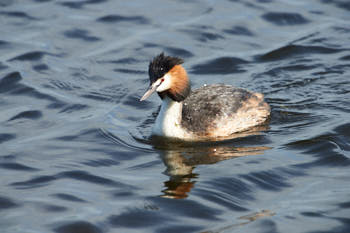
[161,78,165,82]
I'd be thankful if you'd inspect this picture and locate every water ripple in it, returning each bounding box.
[0,196,19,210]
[63,29,100,42]
[239,170,292,191]
[262,12,310,26]
[54,221,102,233]
[97,15,150,24]
[191,57,248,74]
[256,45,343,62]
[0,162,39,171]
[58,170,120,186]
[223,26,255,36]
[52,193,87,203]
[8,51,51,62]
[0,133,16,144]
[286,124,350,167]
[0,11,37,20]
[8,110,42,121]
[59,0,107,9]
[11,175,57,189]
[108,209,170,228]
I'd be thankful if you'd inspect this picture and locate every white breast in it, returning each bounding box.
[152,97,191,139]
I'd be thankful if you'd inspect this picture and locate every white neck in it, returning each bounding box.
[152,97,189,139]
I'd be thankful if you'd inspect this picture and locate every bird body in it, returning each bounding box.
[140,53,270,141]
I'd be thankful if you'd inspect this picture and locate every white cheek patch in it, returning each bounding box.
[153,78,162,87]
[156,73,172,92]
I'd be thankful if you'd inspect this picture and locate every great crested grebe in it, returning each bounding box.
[140,53,270,141]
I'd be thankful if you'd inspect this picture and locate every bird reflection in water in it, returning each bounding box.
[151,126,271,199]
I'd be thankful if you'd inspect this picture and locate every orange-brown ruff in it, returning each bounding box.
[140,53,270,141]
[167,65,189,99]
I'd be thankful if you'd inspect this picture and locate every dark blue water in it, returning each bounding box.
[1,0,350,232]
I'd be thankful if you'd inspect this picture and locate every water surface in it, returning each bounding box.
[1,0,350,232]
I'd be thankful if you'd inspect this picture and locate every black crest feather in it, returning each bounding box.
[148,52,183,84]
